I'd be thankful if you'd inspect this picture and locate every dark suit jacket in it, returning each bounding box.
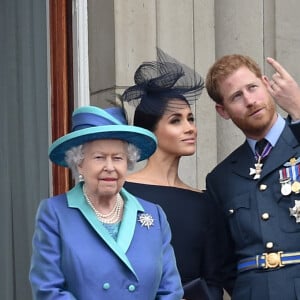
[206,123,300,300]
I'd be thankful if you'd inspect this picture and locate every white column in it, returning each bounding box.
[72,0,90,107]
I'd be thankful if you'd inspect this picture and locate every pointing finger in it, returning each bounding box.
[266,57,291,79]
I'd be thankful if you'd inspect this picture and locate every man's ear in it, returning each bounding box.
[262,75,271,87]
[215,103,230,120]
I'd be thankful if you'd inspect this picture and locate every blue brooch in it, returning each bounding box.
[138,213,154,229]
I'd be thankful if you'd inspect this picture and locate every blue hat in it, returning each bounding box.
[48,106,157,167]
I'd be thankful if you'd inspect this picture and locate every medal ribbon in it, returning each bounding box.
[292,164,300,181]
[279,165,300,182]
[255,142,272,161]
[279,168,288,181]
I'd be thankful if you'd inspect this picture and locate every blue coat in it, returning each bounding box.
[206,123,300,300]
[29,184,183,300]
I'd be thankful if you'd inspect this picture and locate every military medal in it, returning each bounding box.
[292,181,300,194]
[280,157,300,194]
[250,140,272,180]
[289,200,300,223]
[249,161,263,180]
[280,178,292,196]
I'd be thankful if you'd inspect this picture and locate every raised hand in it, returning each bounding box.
[266,57,300,121]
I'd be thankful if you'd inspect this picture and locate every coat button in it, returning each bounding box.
[266,242,274,249]
[261,213,270,220]
[103,282,110,290]
[128,284,136,292]
[259,184,267,191]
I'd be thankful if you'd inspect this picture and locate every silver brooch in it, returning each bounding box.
[138,213,154,229]
[289,200,300,223]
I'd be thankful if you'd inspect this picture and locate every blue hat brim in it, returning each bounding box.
[48,124,157,167]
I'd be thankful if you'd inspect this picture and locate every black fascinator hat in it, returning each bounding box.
[122,48,204,129]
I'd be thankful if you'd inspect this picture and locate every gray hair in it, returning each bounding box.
[65,141,140,182]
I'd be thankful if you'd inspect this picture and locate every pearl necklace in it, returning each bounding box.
[83,185,123,224]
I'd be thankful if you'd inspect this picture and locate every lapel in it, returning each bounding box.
[231,125,300,180]
[230,141,255,179]
[261,125,299,179]
[67,184,144,278]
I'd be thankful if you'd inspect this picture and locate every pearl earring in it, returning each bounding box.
[78,174,84,182]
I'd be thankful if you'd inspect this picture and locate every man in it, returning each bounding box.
[205,54,300,299]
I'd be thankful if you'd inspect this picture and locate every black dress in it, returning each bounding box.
[124,182,224,300]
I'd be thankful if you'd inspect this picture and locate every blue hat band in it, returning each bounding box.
[72,108,127,131]
[72,113,115,130]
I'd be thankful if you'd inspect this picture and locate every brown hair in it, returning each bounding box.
[205,54,263,104]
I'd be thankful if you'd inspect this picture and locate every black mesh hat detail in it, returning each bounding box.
[122,48,204,116]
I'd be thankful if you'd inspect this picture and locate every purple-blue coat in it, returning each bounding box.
[29,184,183,300]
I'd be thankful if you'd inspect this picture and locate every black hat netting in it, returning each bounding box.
[122,48,204,116]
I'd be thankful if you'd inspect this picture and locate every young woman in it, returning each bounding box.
[123,49,228,300]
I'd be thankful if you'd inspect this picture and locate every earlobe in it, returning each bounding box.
[215,104,230,120]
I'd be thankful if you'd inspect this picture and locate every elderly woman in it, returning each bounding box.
[29,106,183,300]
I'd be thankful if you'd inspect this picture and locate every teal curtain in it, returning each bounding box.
[0,0,50,299]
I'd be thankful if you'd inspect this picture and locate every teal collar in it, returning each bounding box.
[67,183,145,278]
